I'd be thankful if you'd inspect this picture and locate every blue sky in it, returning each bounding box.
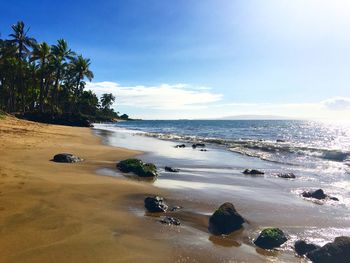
[2,0,350,119]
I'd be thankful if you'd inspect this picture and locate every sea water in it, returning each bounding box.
[93,120,350,262]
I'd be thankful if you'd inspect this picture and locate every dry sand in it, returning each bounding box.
[0,116,172,263]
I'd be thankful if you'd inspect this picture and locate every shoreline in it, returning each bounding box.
[1,117,349,262]
[93,122,350,262]
[0,116,172,263]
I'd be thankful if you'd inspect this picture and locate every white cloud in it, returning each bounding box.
[86,81,223,110]
[322,97,350,111]
[86,81,350,120]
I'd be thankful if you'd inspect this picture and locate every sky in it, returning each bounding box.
[1,0,350,119]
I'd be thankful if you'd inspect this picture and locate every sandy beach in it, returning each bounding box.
[0,116,171,263]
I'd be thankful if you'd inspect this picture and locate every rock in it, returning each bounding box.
[302,189,327,199]
[276,172,296,179]
[192,143,206,148]
[306,236,350,263]
[165,166,180,173]
[329,196,339,201]
[144,196,168,212]
[175,144,186,148]
[302,189,338,201]
[117,158,158,177]
[53,153,82,163]
[208,202,245,235]
[254,228,287,249]
[159,216,181,226]
[294,240,320,256]
[170,206,182,211]
[243,169,265,175]
[200,149,207,152]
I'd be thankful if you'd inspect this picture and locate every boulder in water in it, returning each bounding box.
[144,196,168,212]
[302,189,338,201]
[243,169,265,175]
[254,228,287,249]
[53,153,82,163]
[208,202,245,235]
[294,240,320,256]
[165,166,180,173]
[117,158,157,178]
[306,236,350,263]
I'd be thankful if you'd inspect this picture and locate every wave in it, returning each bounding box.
[140,131,350,164]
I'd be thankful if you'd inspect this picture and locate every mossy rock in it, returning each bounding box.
[117,158,158,178]
[254,228,287,249]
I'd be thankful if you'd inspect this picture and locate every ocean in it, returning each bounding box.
[93,119,350,262]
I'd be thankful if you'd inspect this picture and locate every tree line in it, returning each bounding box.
[0,21,128,125]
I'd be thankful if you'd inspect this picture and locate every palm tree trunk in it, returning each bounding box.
[39,72,44,113]
[52,70,60,113]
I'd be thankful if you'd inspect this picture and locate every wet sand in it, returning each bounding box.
[0,116,172,263]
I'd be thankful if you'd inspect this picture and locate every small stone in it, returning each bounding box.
[159,216,181,226]
[192,143,206,148]
[170,206,182,211]
[165,166,180,173]
[243,169,265,175]
[276,172,296,179]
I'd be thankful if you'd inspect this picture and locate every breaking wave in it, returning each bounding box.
[141,132,350,164]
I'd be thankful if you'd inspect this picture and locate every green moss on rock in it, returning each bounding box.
[117,158,158,178]
[254,228,287,249]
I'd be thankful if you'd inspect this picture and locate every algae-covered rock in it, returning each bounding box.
[117,158,158,177]
[254,228,287,249]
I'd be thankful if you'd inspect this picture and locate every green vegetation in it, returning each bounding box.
[117,159,158,177]
[260,228,283,239]
[254,227,287,249]
[0,21,129,126]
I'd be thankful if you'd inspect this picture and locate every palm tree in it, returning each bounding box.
[51,39,75,112]
[31,42,51,112]
[9,21,36,60]
[70,55,94,111]
[100,93,115,112]
[8,21,36,112]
